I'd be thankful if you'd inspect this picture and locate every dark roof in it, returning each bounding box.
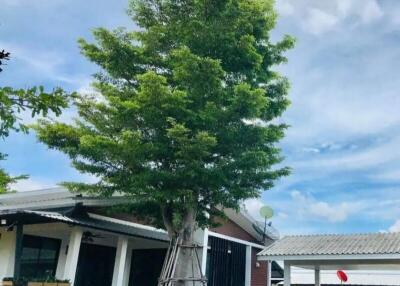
[0,188,274,242]
[0,209,169,242]
[258,233,400,257]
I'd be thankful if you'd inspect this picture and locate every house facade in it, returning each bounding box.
[0,188,280,286]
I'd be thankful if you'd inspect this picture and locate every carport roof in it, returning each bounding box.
[258,233,400,258]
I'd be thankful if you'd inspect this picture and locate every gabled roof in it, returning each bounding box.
[258,233,400,258]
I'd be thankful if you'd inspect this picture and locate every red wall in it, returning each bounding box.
[210,216,258,243]
[251,248,268,286]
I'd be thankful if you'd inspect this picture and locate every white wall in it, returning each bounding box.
[289,267,400,285]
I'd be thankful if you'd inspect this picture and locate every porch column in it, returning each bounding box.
[112,236,129,286]
[245,246,252,286]
[267,261,272,286]
[13,223,24,280]
[0,229,17,280]
[122,245,132,286]
[63,227,83,286]
[201,228,209,274]
[314,267,320,286]
[283,261,291,286]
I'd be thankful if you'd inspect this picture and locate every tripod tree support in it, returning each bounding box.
[159,238,207,286]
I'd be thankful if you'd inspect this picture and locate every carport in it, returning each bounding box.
[258,232,400,286]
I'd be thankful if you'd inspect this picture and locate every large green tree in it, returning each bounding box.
[34,0,294,282]
[0,51,70,193]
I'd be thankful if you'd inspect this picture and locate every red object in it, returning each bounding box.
[337,270,348,282]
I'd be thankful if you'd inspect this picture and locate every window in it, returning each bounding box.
[20,235,61,280]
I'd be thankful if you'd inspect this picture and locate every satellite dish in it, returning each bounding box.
[253,221,280,240]
[260,206,274,219]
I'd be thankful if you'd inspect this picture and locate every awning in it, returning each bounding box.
[258,233,400,260]
[0,207,169,242]
[258,233,400,286]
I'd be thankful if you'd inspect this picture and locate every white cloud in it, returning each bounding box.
[361,0,384,23]
[371,169,400,182]
[276,0,384,35]
[278,212,289,219]
[389,220,400,232]
[302,147,321,154]
[304,8,338,35]
[293,135,400,174]
[77,81,96,95]
[2,0,65,7]
[0,41,81,85]
[10,177,58,192]
[276,0,294,17]
[244,198,265,220]
[9,173,99,193]
[291,190,361,223]
[0,41,64,77]
[336,0,383,22]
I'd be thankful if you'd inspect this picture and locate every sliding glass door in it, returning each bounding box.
[20,235,61,280]
[74,243,116,286]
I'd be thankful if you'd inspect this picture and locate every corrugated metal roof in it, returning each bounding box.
[0,188,129,211]
[258,233,400,257]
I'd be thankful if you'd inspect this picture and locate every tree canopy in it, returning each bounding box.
[0,49,11,73]
[34,0,294,236]
[0,52,70,193]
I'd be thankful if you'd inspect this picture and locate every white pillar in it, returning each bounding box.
[315,267,320,286]
[201,228,209,274]
[112,236,129,286]
[55,238,69,279]
[284,261,291,286]
[245,246,252,286]
[122,246,132,286]
[267,261,272,286]
[63,227,83,286]
[0,229,17,280]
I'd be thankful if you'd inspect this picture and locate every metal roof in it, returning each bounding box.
[0,187,128,211]
[0,209,169,242]
[258,233,400,257]
[0,188,273,242]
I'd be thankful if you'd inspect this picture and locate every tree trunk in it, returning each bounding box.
[174,207,198,286]
[161,205,204,285]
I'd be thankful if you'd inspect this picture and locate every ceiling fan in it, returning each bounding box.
[82,231,105,243]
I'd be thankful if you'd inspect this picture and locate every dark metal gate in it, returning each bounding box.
[207,236,246,286]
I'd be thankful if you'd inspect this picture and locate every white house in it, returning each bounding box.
[0,188,282,286]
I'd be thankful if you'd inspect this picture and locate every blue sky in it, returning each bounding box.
[1,0,400,236]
